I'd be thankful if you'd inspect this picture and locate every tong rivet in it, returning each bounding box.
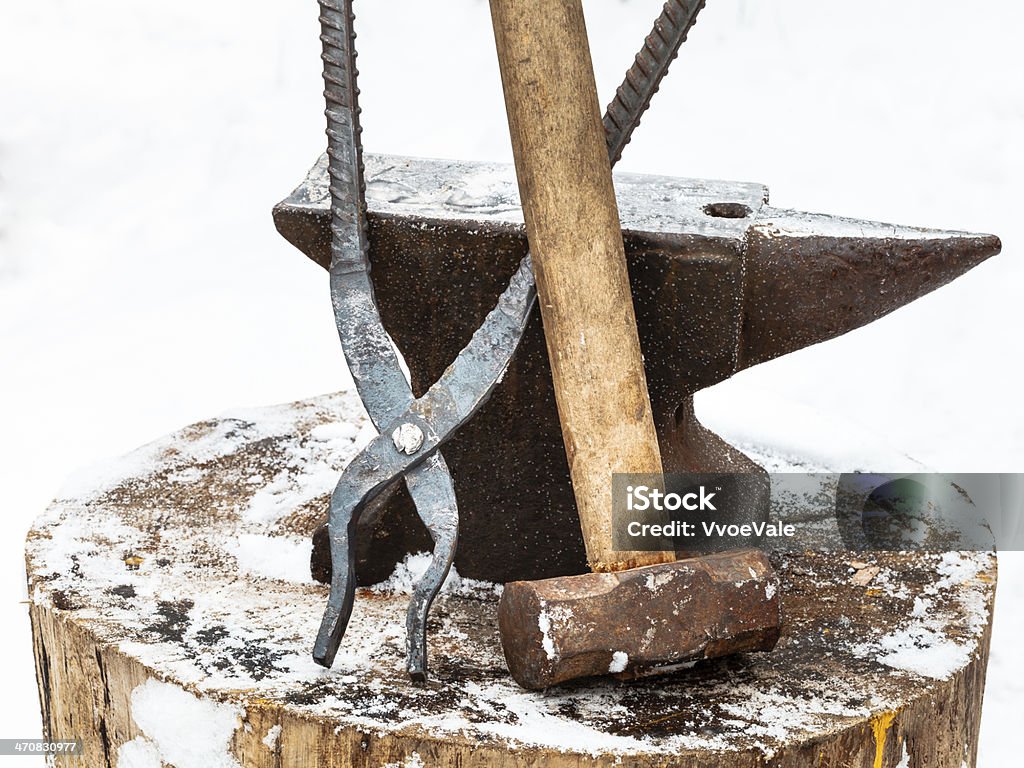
[392,423,425,455]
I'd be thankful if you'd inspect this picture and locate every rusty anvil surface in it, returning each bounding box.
[273,153,1000,586]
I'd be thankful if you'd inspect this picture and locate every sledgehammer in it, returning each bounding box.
[489,0,782,689]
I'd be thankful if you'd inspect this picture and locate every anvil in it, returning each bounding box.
[274,153,999,585]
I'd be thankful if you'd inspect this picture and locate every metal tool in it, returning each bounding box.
[318,0,462,682]
[313,0,706,674]
[498,548,782,688]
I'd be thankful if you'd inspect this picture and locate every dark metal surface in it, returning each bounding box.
[497,548,783,689]
[274,156,1000,585]
[313,0,708,673]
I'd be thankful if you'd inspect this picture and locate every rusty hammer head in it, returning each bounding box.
[498,547,782,689]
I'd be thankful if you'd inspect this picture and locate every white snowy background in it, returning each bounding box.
[1,0,1021,764]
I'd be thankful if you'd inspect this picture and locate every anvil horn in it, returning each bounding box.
[738,208,1002,369]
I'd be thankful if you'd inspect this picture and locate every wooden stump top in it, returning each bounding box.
[26,392,996,767]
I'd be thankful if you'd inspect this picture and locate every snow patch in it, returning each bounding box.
[455,680,653,755]
[911,596,930,617]
[368,552,503,600]
[851,552,992,680]
[715,683,872,757]
[309,421,362,443]
[116,737,162,768]
[262,725,281,751]
[538,606,557,661]
[128,678,243,768]
[872,625,971,680]
[226,533,313,583]
[895,740,911,768]
[936,551,983,589]
[240,416,373,525]
[167,467,205,484]
[382,753,425,768]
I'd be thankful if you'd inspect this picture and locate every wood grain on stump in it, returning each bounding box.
[26,392,995,767]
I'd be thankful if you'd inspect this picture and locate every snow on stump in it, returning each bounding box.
[26,392,996,767]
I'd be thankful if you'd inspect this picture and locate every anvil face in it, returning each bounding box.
[274,154,999,584]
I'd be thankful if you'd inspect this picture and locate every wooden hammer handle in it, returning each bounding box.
[490,0,673,573]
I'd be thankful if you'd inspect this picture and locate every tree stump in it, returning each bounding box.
[27,392,995,767]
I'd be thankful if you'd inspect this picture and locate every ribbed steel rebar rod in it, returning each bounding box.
[604,0,705,164]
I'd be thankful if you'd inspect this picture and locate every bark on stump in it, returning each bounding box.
[27,392,995,767]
